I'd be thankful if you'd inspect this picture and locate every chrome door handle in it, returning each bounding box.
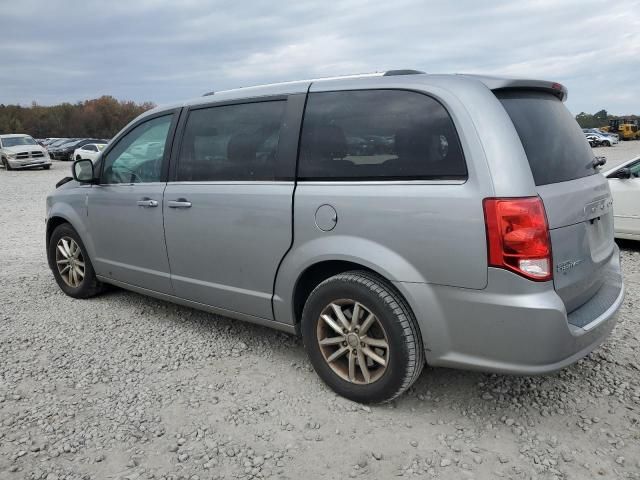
[137,199,158,207]
[168,199,192,208]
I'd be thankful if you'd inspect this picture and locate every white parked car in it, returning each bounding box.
[604,156,640,240]
[0,134,52,170]
[73,143,107,163]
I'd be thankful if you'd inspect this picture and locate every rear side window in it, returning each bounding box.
[298,90,466,180]
[177,101,286,181]
[497,91,596,186]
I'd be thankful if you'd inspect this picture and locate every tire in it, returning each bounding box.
[76,155,82,161]
[43,165,51,170]
[301,270,424,403]
[604,141,611,147]
[48,223,103,298]
[3,158,13,171]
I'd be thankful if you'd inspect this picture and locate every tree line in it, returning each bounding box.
[575,109,639,129]
[0,96,155,139]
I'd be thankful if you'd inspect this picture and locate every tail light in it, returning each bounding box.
[483,197,553,281]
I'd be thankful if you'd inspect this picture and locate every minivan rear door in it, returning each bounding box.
[162,95,305,320]
[497,91,616,315]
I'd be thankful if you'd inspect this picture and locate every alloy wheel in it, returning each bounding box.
[316,299,389,385]
[55,236,85,288]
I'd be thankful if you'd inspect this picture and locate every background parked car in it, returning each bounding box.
[45,138,74,153]
[585,132,614,147]
[585,133,601,147]
[604,156,640,240]
[583,128,619,145]
[73,142,107,162]
[50,138,107,160]
[0,134,52,170]
[583,128,619,141]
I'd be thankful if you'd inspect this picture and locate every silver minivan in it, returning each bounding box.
[46,71,624,403]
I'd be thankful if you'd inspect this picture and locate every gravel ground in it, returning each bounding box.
[1,152,639,480]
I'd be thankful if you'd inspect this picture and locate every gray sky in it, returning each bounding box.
[2,0,639,115]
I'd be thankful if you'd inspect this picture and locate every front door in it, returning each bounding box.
[88,113,177,293]
[163,98,299,319]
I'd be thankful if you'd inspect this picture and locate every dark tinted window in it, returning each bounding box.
[497,91,596,186]
[177,101,286,181]
[298,90,466,180]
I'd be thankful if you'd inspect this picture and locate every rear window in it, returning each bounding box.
[497,91,595,186]
[298,90,467,180]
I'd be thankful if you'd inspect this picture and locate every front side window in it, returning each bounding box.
[102,115,173,184]
[624,160,640,177]
[177,101,286,181]
[298,90,467,180]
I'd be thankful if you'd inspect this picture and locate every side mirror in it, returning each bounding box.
[616,167,632,179]
[72,159,96,183]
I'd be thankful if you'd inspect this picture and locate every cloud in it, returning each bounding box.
[1,0,639,114]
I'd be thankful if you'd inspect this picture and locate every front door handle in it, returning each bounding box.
[168,199,192,209]
[137,198,158,207]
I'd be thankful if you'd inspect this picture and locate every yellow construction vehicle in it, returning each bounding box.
[607,119,639,140]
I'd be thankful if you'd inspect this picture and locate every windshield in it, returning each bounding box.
[2,136,37,148]
[497,91,596,186]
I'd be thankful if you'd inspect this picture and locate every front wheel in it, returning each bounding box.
[3,158,13,170]
[48,223,104,298]
[604,141,611,147]
[76,155,82,160]
[301,271,424,403]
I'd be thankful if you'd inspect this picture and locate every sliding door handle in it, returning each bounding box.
[137,199,158,207]
[168,199,192,209]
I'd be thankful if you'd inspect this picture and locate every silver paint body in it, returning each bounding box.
[45,73,624,374]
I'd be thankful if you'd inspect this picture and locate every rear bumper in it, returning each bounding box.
[397,247,624,375]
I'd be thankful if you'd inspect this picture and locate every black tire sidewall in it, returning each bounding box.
[48,224,98,298]
[302,274,416,403]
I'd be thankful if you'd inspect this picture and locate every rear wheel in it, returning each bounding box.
[48,223,103,298]
[43,165,51,170]
[301,271,424,403]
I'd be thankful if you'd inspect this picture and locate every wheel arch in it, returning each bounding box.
[46,208,96,270]
[274,236,430,324]
[291,260,379,326]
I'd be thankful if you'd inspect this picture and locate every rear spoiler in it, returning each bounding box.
[459,74,568,101]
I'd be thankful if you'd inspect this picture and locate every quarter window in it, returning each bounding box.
[298,90,466,180]
[177,101,286,181]
[101,115,173,184]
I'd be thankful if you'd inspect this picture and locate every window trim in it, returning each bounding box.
[295,88,468,182]
[168,94,303,183]
[98,108,182,185]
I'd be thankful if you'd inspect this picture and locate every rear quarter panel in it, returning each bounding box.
[274,76,507,325]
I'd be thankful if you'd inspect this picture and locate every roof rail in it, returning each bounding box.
[202,91,215,96]
[383,69,426,76]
